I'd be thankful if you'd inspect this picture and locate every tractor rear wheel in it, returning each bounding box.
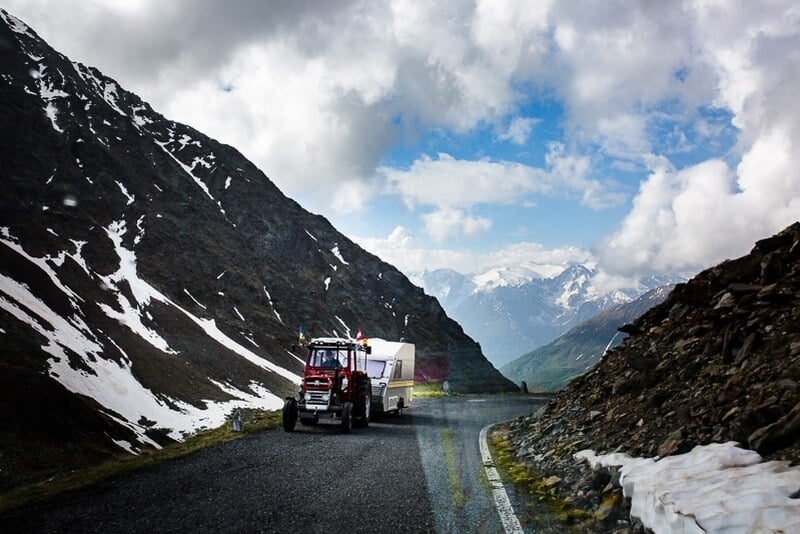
[354,381,371,428]
[341,401,352,433]
[282,398,297,432]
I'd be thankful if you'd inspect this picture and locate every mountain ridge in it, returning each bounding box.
[0,10,515,490]
[500,284,675,391]
[412,262,684,367]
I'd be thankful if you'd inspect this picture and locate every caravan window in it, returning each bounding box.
[394,360,403,379]
[366,360,385,379]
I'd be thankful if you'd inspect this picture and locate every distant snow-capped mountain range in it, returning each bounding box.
[410,263,686,368]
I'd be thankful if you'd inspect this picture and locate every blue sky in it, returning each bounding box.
[7,0,799,281]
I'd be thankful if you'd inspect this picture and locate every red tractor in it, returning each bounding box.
[282,337,372,433]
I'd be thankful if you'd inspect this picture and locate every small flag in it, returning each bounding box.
[298,325,306,343]
[355,328,363,341]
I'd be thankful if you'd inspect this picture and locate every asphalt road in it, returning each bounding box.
[2,395,547,533]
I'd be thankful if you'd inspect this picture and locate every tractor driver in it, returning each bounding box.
[321,349,341,368]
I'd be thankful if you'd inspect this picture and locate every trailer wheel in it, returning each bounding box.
[341,401,352,433]
[282,398,297,432]
[354,381,371,428]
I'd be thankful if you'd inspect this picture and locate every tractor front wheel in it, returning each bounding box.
[341,401,352,433]
[282,398,298,432]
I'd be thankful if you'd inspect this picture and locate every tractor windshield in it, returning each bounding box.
[308,347,349,368]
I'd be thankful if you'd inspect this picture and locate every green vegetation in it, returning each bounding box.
[488,427,592,532]
[440,426,465,508]
[412,382,448,398]
[0,409,281,514]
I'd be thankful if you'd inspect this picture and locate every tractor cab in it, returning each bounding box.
[282,337,372,433]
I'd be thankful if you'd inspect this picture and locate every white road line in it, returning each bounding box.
[480,423,526,534]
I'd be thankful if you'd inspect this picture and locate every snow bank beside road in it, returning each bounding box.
[576,442,800,533]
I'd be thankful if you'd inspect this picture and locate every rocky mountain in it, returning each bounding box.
[504,223,800,530]
[412,264,683,368]
[501,285,674,392]
[0,11,515,490]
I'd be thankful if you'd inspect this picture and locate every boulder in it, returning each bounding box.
[748,401,800,455]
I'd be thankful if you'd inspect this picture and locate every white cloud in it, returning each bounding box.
[5,0,799,275]
[497,116,539,144]
[382,153,550,209]
[600,136,800,277]
[353,226,592,275]
[422,208,492,243]
[599,1,800,277]
[547,2,700,157]
[382,147,623,212]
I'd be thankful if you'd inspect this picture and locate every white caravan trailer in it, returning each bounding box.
[365,339,415,414]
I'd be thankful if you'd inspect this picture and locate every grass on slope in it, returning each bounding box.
[489,426,591,532]
[412,382,448,398]
[0,409,281,514]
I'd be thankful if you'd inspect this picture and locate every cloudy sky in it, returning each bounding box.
[7,0,800,281]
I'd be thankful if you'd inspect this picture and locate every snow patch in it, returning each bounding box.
[115,181,135,205]
[324,277,331,290]
[97,220,176,354]
[334,316,351,338]
[153,141,230,224]
[241,332,259,348]
[331,245,349,265]
[183,288,207,310]
[131,104,153,126]
[287,350,305,364]
[176,134,201,150]
[471,265,541,292]
[0,277,187,447]
[575,442,800,533]
[98,220,300,384]
[602,331,621,356]
[134,215,145,245]
[0,274,103,364]
[0,227,84,305]
[172,306,300,383]
[233,306,245,321]
[304,229,318,241]
[112,438,138,454]
[0,10,34,36]
[102,82,127,116]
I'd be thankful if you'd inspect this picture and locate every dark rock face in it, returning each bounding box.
[0,11,515,489]
[505,222,800,528]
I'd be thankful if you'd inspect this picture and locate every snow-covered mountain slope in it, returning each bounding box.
[0,10,515,489]
[500,285,674,392]
[413,263,684,368]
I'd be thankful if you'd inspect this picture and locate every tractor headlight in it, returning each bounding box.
[321,393,330,402]
[304,392,312,401]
